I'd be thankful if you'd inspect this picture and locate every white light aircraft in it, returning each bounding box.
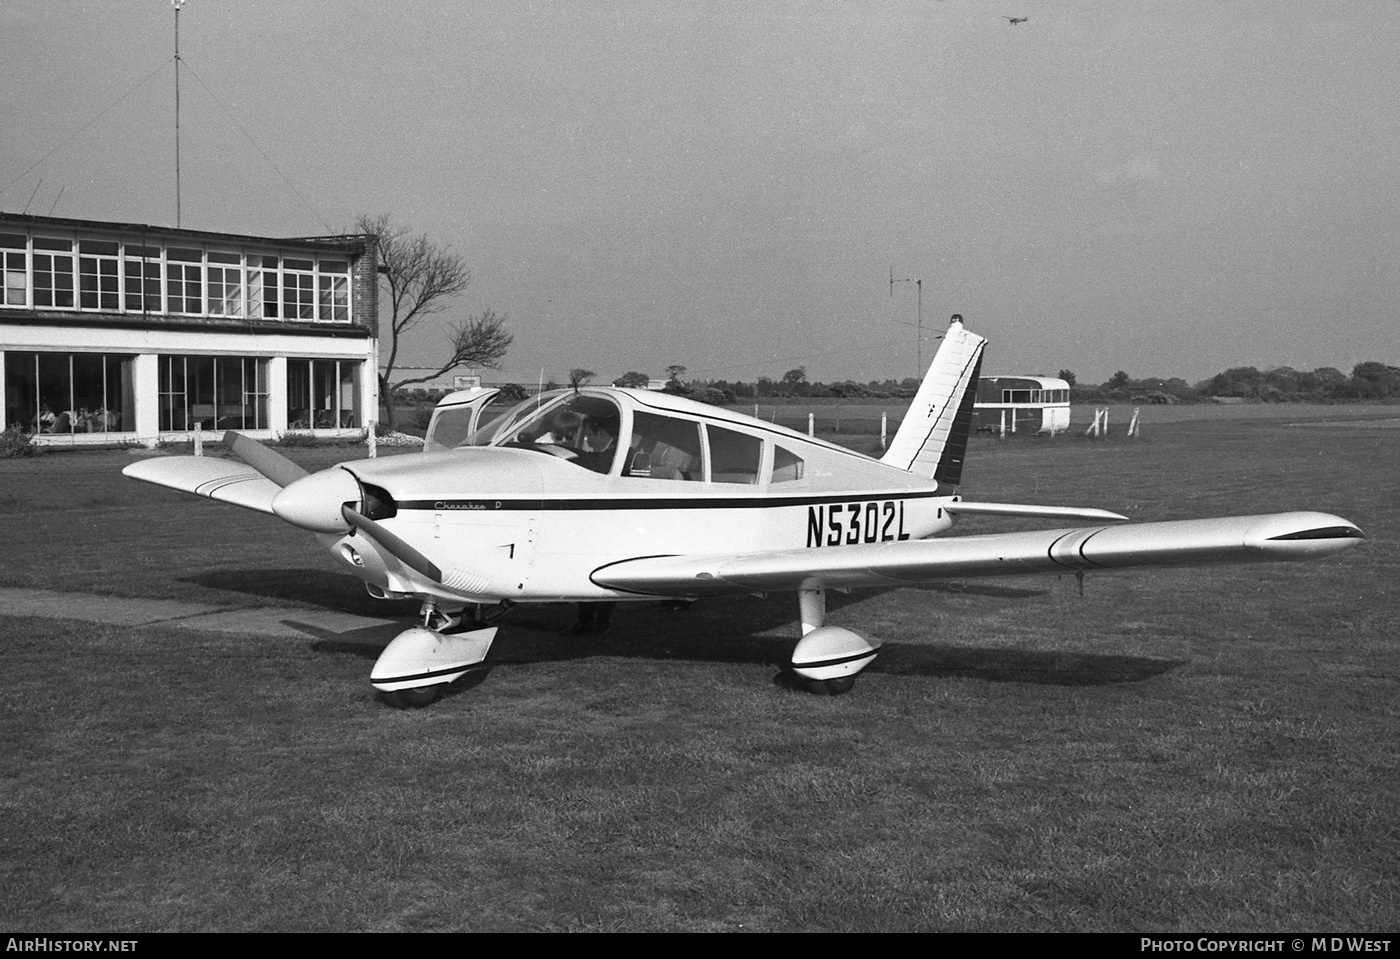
[124,319,1365,707]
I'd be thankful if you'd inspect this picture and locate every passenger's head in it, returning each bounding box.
[548,410,582,438]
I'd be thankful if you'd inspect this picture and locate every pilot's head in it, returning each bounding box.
[584,415,619,450]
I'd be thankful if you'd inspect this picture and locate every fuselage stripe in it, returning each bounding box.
[398,489,953,512]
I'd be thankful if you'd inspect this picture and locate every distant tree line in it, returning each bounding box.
[662,361,1400,406]
[647,366,927,405]
[1069,362,1400,404]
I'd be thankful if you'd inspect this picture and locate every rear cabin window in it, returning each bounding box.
[706,425,763,484]
[772,445,805,483]
[627,411,702,481]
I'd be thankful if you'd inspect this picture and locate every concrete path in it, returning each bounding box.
[0,587,406,640]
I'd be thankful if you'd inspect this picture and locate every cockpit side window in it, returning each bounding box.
[463,392,526,446]
[706,424,763,484]
[481,392,568,447]
[626,411,702,481]
[494,393,623,474]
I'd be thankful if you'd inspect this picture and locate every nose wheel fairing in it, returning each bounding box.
[370,625,498,694]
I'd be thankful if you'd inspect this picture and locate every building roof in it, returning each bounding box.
[980,375,1071,390]
[0,212,368,256]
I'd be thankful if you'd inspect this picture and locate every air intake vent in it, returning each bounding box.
[361,484,398,520]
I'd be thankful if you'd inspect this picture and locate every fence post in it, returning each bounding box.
[999,408,1007,439]
[368,421,378,458]
[193,422,202,457]
[807,413,815,437]
[1128,407,1140,438]
[881,412,888,449]
[1086,407,1108,438]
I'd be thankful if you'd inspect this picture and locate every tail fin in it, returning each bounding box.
[880,319,987,485]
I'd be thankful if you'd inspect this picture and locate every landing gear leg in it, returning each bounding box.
[421,600,452,631]
[799,586,825,637]
[443,600,515,634]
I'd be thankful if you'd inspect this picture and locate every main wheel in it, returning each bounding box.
[805,675,857,696]
[383,685,442,709]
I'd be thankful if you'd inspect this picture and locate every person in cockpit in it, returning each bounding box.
[536,409,582,447]
[576,414,620,474]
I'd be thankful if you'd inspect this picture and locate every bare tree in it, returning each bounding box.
[357,213,512,427]
[569,368,595,389]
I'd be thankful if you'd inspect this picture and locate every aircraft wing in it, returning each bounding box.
[122,455,281,515]
[591,511,1364,597]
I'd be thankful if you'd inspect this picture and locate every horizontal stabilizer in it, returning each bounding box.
[592,511,1364,597]
[122,456,280,515]
[944,501,1129,522]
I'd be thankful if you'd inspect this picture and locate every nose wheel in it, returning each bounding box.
[382,685,442,709]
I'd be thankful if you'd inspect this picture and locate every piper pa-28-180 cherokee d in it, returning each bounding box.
[123,318,1365,707]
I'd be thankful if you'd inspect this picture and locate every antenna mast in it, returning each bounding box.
[173,0,185,227]
[889,267,923,380]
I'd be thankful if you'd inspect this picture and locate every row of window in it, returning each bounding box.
[3,351,362,434]
[0,233,352,323]
[997,389,1070,405]
[463,392,806,485]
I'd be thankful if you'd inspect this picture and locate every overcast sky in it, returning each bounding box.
[2,1,1396,386]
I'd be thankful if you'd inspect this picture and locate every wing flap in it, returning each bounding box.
[122,456,281,515]
[592,512,1364,597]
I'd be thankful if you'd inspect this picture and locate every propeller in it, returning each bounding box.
[341,503,444,584]
[224,431,309,488]
[224,431,441,584]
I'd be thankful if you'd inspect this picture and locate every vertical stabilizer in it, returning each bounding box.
[880,319,987,484]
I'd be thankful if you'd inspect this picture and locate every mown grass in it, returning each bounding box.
[0,413,1396,931]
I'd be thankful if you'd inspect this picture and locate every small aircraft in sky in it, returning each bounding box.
[124,318,1364,707]
[1004,16,1029,25]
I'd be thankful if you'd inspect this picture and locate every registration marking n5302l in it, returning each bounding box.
[807,500,912,547]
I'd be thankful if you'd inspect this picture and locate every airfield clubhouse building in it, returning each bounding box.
[0,212,378,445]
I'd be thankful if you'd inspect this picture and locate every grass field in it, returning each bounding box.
[1,411,1396,931]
